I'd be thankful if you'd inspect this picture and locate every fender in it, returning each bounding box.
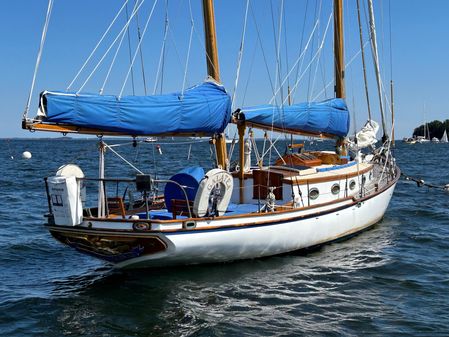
[193,169,233,217]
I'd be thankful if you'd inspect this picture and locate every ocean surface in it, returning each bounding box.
[1,138,449,336]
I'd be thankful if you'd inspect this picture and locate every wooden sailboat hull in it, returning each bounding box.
[47,169,399,269]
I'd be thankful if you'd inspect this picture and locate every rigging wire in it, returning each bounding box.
[367,0,388,141]
[311,39,369,101]
[282,2,290,104]
[100,14,132,94]
[267,0,286,173]
[125,3,136,95]
[356,0,372,121]
[231,0,250,110]
[119,0,159,98]
[388,0,393,81]
[308,0,324,102]
[76,0,145,94]
[23,0,54,119]
[268,20,319,104]
[292,0,309,103]
[153,0,169,95]
[67,0,131,92]
[284,11,332,106]
[240,42,258,107]
[182,0,194,95]
[388,0,395,143]
[271,0,285,107]
[249,2,277,104]
[134,0,149,95]
[306,0,321,102]
[104,142,144,174]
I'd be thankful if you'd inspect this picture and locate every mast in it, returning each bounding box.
[202,0,227,169]
[333,0,347,155]
[334,0,345,99]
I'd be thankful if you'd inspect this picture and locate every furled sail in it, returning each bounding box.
[240,98,350,138]
[37,81,231,136]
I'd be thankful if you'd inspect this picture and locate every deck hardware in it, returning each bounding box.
[133,222,151,231]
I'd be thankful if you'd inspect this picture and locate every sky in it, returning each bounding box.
[1,0,449,139]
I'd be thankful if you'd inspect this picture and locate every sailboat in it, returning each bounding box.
[22,0,399,269]
[441,130,448,143]
[417,109,430,143]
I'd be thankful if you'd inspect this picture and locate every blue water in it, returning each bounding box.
[1,139,449,336]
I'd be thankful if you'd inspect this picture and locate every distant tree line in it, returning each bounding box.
[413,119,449,139]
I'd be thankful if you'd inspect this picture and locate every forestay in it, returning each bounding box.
[38,81,231,136]
[241,98,350,137]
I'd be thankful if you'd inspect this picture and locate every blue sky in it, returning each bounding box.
[1,0,448,139]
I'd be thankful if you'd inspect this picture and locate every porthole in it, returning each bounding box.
[349,180,356,190]
[331,183,340,195]
[309,188,319,200]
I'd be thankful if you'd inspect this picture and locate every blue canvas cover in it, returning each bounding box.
[242,98,350,137]
[40,81,231,135]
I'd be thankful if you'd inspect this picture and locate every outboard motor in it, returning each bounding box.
[46,164,85,226]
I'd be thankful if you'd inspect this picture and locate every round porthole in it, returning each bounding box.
[349,180,356,190]
[331,183,340,195]
[309,188,319,200]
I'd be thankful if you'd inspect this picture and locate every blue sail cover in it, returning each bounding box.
[242,98,350,137]
[40,81,231,135]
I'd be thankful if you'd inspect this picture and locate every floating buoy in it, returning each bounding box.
[22,151,32,159]
[156,144,162,155]
[10,156,14,160]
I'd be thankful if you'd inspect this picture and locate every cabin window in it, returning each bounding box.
[362,175,367,184]
[331,184,340,195]
[309,188,319,200]
[349,180,356,190]
[369,171,373,180]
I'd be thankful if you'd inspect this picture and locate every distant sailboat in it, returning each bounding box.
[441,130,448,143]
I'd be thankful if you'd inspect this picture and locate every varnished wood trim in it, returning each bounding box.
[282,165,372,185]
[78,167,400,232]
[236,121,338,139]
[23,121,212,138]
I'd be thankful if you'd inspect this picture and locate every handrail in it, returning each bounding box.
[80,176,193,219]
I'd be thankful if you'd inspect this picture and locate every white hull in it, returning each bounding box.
[48,170,398,269]
[116,180,396,268]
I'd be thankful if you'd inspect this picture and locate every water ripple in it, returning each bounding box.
[1,140,449,335]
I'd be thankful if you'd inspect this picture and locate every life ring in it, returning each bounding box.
[193,169,233,217]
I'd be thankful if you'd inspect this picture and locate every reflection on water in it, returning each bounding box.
[38,218,397,336]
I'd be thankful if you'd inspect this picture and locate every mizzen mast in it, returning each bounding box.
[202,0,228,169]
[334,0,345,99]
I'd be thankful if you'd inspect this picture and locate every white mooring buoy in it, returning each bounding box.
[22,151,32,159]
